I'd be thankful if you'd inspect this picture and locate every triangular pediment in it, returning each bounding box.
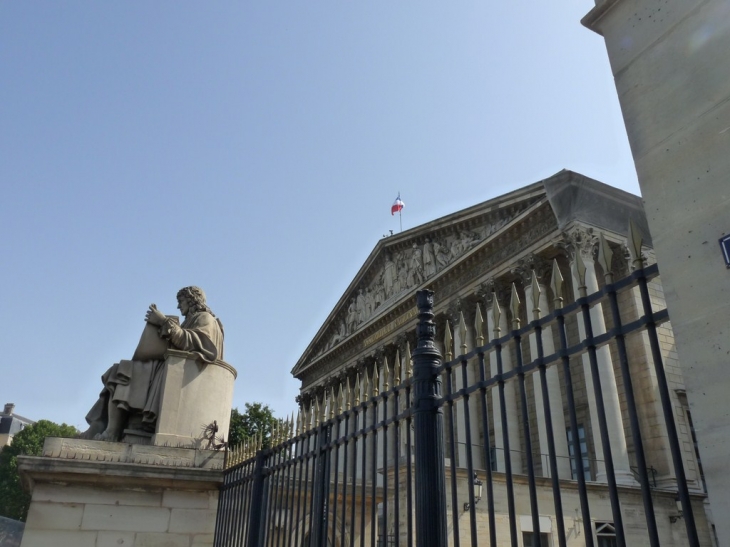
[291,178,550,379]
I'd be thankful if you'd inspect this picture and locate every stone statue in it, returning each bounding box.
[373,280,385,309]
[346,298,358,334]
[397,253,409,292]
[330,320,347,348]
[80,286,224,442]
[433,239,450,270]
[423,237,436,278]
[450,236,463,262]
[409,242,424,287]
[364,287,374,320]
[356,288,366,324]
[382,254,397,299]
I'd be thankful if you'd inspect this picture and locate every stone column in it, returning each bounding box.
[446,303,468,469]
[566,227,634,485]
[485,284,522,474]
[519,261,571,480]
[582,3,730,540]
[448,299,485,471]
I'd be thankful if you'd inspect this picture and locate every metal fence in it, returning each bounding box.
[214,240,707,547]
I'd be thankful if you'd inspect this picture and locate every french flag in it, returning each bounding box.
[391,195,404,215]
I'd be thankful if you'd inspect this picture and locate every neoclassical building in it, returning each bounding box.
[290,170,715,546]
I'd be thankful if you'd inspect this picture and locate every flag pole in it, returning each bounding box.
[399,191,403,232]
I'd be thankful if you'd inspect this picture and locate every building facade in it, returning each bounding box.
[0,404,34,447]
[289,170,715,546]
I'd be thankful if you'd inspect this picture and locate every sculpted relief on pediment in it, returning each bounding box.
[317,213,516,357]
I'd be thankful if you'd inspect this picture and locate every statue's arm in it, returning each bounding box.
[159,313,221,362]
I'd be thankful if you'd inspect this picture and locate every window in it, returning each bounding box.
[567,425,591,481]
[595,522,617,547]
[522,532,550,547]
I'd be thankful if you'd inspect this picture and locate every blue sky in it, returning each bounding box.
[0,2,638,430]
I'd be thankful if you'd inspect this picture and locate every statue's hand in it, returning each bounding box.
[145,304,166,326]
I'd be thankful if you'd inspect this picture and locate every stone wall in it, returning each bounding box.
[18,439,223,547]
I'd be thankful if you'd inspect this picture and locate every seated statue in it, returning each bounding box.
[80,286,224,442]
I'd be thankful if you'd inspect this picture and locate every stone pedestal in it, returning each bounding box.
[141,349,236,448]
[18,438,224,547]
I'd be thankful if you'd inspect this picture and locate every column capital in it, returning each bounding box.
[512,254,552,287]
[558,225,599,263]
[446,298,463,325]
[478,278,512,307]
[477,278,495,300]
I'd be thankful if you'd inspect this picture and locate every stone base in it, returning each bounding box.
[122,429,153,445]
[153,350,237,448]
[18,438,224,547]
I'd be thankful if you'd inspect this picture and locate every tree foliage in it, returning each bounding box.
[0,420,77,521]
[228,403,281,449]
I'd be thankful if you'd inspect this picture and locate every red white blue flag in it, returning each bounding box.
[391,194,404,215]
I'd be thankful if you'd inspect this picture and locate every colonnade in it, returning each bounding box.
[295,225,685,489]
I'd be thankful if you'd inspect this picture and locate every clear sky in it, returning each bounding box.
[0,2,638,430]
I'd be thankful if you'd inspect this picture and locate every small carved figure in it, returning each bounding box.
[460,230,479,252]
[80,287,224,442]
[422,237,436,278]
[409,242,424,287]
[346,298,358,334]
[356,288,366,324]
[397,253,409,291]
[373,280,385,308]
[364,287,374,320]
[330,320,347,348]
[382,254,397,299]
[433,239,450,270]
[450,236,463,262]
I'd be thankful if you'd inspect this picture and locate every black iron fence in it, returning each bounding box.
[214,253,708,547]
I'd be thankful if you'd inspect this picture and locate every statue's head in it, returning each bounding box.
[176,286,213,315]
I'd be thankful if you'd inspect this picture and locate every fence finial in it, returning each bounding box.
[383,357,390,391]
[394,350,401,385]
[572,249,588,297]
[550,259,564,309]
[314,398,320,427]
[627,218,644,270]
[510,283,521,330]
[597,232,614,283]
[346,376,353,410]
[405,341,413,378]
[372,365,379,397]
[444,320,453,361]
[474,303,485,346]
[530,270,541,321]
[329,387,336,419]
[362,368,370,401]
[354,373,361,405]
[459,311,468,355]
[491,292,501,340]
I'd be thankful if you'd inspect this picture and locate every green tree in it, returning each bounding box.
[0,420,77,521]
[228,403,281,449]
